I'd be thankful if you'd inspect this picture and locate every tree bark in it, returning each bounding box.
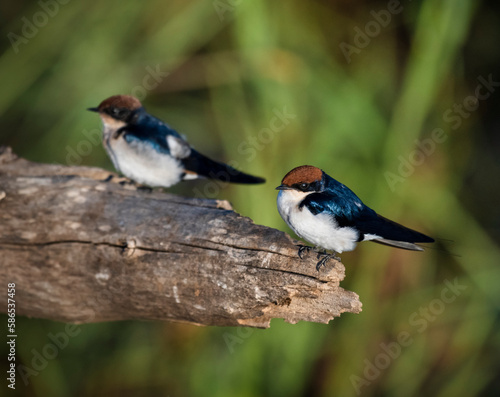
[0,146,361,328]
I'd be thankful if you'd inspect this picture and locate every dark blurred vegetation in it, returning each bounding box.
[1,0,500,396]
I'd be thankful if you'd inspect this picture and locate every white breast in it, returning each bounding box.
[277,190,359,253]
[104,133,186,188]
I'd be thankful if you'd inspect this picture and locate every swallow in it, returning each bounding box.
[88,95,265,188]
[276,165,434,270]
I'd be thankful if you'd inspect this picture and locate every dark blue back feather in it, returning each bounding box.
[122,110,183,155]
[301,173,434,243]
[120,109,265,184]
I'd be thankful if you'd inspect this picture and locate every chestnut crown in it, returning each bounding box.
[277,165,324,193]
[88,95,143,122]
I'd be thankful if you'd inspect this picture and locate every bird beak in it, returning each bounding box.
[87,107,99,112]
[275,184,292,190]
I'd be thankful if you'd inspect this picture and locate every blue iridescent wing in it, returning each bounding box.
[121,114,183,155]
[301,191,433,243]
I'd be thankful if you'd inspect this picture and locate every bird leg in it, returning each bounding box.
[297,245,313,259]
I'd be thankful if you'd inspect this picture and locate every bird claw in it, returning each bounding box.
[316,256,330,271]
[297,245,312,259]
[315,251,340,271]
[102,174,134,185]
[118,178,136,186]
[105,175,153,192]
[297,245,340,271]
[136,184,153,193]
[316,250,326,260]
[103,174,114,183]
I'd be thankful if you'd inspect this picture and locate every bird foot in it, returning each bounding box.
[297,245,313,259]
[120,179,153,192]
[315,251,341,271]
[102,174,133,185]
[135,184,153,193]
[102,174,114,183]
[103,175,153,192]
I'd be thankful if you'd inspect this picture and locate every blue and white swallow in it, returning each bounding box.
[88,95,265,187]
[276,165,434,270]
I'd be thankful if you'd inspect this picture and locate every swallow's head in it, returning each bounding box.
[276,165,325,195]
[88,95,143,126]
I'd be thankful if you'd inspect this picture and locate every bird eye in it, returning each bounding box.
[108,107,129,120]
[299,182,309,191]
[112,108,122,116]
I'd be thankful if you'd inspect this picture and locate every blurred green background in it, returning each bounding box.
[1,0,500,396]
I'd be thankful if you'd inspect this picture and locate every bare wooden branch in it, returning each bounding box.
[0,146,361,328]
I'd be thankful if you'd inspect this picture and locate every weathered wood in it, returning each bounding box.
[0,146,361,328]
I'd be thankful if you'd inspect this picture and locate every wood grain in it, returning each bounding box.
[0,146,361,328]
